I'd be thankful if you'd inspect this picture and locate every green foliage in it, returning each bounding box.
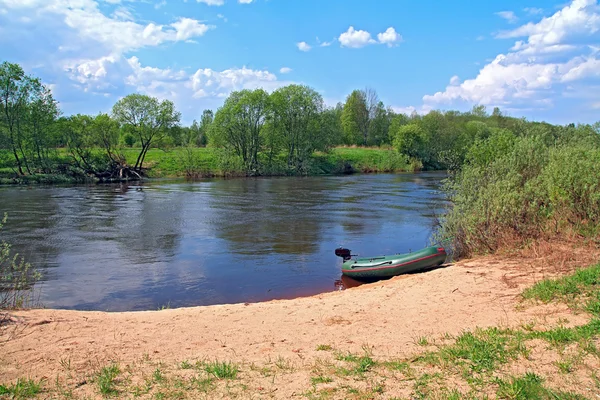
[392,124,428,161]
[210,89,269,175]
[0,378,43,399]
[112,93,181,172]
[271,84,325,172]
[341,90,368,145]
[437,124,600,257]
[1,214,41,315]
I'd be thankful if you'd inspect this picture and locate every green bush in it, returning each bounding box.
[1,214,41,320]
[437,132,600,257]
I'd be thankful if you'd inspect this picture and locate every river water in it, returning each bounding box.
[0,173,447,311]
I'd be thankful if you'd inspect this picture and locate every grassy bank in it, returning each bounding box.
[120,146,412,178]
[0,147,412,184]
[3,262,600,399]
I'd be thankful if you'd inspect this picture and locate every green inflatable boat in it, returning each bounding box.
[335,246,447,280]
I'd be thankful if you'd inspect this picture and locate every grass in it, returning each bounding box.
[495,372,588,400]
[203,361,239,380]
[418,327,528,376]
[523,264,600,304]
[0,378,43,399]
[96,364,120,396]
[310,375,333,385]
[0,147,412,184]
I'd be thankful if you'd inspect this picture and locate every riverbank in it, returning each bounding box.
[0,147,414,185]
[2,240,599,399]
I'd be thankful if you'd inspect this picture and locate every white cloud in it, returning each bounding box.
[316,37,335,47]
[297,41,311,52]
[171,18,212,41]
[196,0,225,5]
[423,0,600,112]
[238,0,253,3]
[1,0,214,56]
[377,27,402,47]
[279,67,292,74]
[496,11,519,24]
[524,7,544,15]
[338,26,376,48]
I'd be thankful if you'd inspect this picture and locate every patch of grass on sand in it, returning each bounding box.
[96,364,120,396]
[416,327,529,377]
[523,264,600,305]
[495,372,588,400]
[0,378,43,399]
[316,344,333,351]
[203,361,239,380]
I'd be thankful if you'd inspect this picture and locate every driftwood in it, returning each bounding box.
[94,161,143,183]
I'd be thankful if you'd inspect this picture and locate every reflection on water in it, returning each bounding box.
[0,172,447,311]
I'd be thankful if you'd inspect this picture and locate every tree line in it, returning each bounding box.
[2,60,599,180]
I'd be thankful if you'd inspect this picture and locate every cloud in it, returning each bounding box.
[423,0,600,113]
[238,0,253,3]
[297,41,311,52]
[377,27,402,47]
[338,26,376,48]
[279,67,292,74]
[1,0,214,56]
[316,37,335,47]
[496,11,519,24]
[337,26,402,48]
[524,7,544,15]
[196,0,225,5]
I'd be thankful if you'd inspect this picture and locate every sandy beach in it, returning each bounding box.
[1,241,599,399]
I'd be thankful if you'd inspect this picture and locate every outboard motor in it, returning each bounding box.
[335,247,352,261]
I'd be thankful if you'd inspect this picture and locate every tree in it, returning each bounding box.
[25,83,60,173]
[270,84,324,170]
[368,101,391,146]
[341,88,382,145]
[320,104,344,148]
[91,113,121,164]
[210,89,269,174]
[0,62,57,175]
[198,109,213,146]
[392,124,428,160]
[112,94,181,173]
[341,90,368,145]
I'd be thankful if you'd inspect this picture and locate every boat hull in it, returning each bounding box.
[341,246,447,280]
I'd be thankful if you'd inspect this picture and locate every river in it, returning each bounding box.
[0,172,447,311]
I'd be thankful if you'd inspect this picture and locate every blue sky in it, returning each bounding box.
[1,0,599,124]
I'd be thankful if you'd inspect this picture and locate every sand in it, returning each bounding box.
[1,242,599,398]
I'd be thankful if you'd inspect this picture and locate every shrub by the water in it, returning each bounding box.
[0,214,41,321]
[437,127,600,257]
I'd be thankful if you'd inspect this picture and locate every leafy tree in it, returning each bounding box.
[0,62,57,175]
[320,104,344,148]
[270,84,324,170]
[341,90,368,145]
[198,109,213,146]
[368,101,391,146]
[392,124,428,160]
[210,89,269,174]
[91,113,121,164]
[112,94,181,172]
